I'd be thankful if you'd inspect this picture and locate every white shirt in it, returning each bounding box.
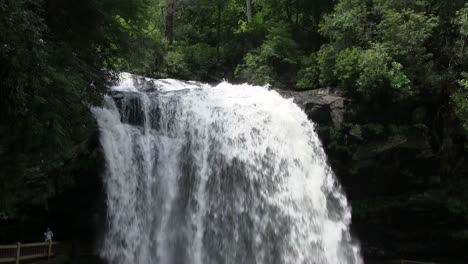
[44,230,53,242]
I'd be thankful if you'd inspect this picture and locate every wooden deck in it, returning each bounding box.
[0,241,73,264]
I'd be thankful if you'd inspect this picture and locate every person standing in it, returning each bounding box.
[44,227,54,242]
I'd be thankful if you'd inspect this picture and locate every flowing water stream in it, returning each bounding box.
[92,73,362,264]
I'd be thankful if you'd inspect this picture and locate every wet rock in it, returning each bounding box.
[349,125,363,141]
[276,88,349,129]
[353,135,407,160]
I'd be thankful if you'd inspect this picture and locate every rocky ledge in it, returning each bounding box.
[278,88,468,263]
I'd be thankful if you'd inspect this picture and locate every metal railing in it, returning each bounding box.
[0,241,72,264]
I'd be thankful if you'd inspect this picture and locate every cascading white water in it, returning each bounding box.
[92,73,363,264]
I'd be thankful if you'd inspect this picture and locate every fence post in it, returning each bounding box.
[47,240,52,259]
[15,242,20,264]
[71,240,78,260]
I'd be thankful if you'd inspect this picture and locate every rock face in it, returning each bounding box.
[278,88,348,129]
[278,88,468,263]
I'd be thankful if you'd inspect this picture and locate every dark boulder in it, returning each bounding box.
[277,88,349,129]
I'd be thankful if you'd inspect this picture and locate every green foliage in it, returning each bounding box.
[317,0,440,100]
[376,8,439,58]
[296,54,320,90]
[159,43,218,80]
[361,123,385,138]
[452,74,468,134]
[235,51,275,85]
[377,7,439,84]
[163,50,191,78]
[148,0,335,87]
[455,4,468,37]
[357,45,411,99]
[235,25,300,87]
[179,43,218,79]
[335,48,362,88]
[317,44,339,86]
[319,0,369,48]
[317,0,467,104]
[0,0,161,217]
[451,5,468,135]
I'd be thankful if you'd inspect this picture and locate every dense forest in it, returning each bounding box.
[1,0,467,261]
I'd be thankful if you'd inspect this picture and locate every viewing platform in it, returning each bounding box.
[0,241,95,264]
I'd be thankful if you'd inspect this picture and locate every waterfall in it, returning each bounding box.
[92,73,362,264]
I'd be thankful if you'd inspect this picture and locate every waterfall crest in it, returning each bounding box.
[92,73,362,264]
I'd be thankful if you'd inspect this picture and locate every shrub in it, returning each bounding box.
[357,45,411,99]
[296,54,320,90]
[335,47,362,89]
[235,25,299,87]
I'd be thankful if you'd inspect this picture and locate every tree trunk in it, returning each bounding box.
[285,0,291,22]
[246,0,253,23]
[295,0,299,26]
[217,0,221,62]
[165,0,176,44]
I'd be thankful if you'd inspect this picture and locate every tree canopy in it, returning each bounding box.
[0,0,160,216]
